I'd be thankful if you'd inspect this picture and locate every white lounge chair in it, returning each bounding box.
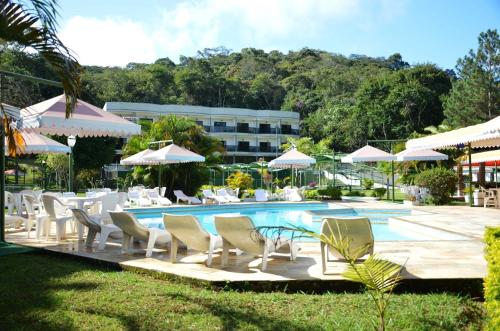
[128,190,151,207]
[217,188,241,202]
[109,211,171,257]
[286,187,303,202]
[320,217,374,274]
[163,214,222,266]
[5,191,15,215]
[146,189,172,206]
[202,189,228,204]
[173,190,201,204]
[71,208,122,250]
[214,215,298,271]
[255,189,269,202]
[40,194,74,241]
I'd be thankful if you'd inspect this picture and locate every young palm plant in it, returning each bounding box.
[260,224,405,331]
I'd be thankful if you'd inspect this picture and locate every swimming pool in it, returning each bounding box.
[127,202,465,241]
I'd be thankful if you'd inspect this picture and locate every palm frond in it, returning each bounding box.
[343,254,403,293]
[0,0,80,117]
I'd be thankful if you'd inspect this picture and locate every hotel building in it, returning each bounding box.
[103,102,300,162]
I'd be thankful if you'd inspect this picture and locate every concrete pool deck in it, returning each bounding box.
[5,201,500,285]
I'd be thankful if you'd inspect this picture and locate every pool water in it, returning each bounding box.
[128,203,430,241]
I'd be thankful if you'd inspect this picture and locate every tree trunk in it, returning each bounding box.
[457,163,464,195]
[478,162,486,187]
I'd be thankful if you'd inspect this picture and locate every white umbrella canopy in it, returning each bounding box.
[120,149,156,165]
[341,145,395,163]
[268,149,316,169]
[5,130,70,155]
[395,149,448,161]
[21,94,141,137]
[143,144,205,164]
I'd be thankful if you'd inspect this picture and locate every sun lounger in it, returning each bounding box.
[202,189,228,204]
[254,189,269,202]
[216,188,240,202]
[146,189,172,206]
[109,211,171,257]
[320,217,374,274]
[163,214,222,266]
[214,215,298,271]
[173,190,202,204]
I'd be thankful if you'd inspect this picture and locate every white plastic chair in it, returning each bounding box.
[173,190,201,204]
[109,211,171,257]
[40,194,74,241]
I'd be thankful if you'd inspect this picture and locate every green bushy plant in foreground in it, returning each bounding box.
[372,187,387,199]
[226,171,253,191]
[414,167,457,205]
[304,189,319,200]
[485,227,500,331]
[344,190,365,197]
[318,185,342,200]
[362,178,374,190]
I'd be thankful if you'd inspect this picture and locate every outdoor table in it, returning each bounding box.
[61,196,101,240]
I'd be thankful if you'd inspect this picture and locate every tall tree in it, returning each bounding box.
[444,29,500,127]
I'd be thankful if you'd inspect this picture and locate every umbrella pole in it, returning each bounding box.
[332,150,336,187]
[495,161,498,188]
[391,160,395,202]
[468,143,473,207]
[158,165,162,189]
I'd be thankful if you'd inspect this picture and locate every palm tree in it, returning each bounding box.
[0,0,80,117]
[0,0,81,240]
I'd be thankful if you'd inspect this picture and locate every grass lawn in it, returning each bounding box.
[0,252,484,330]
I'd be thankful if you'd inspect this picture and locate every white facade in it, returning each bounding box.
[103,102,300,161]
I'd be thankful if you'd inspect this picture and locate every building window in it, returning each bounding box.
[259,123,271,133]
[237,122,249,133]
[259,142,271,152]
[195,120,204,126]
[213,121,227,132]
[281,124,291,134]
[238,141,250,152]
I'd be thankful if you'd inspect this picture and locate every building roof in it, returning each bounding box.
[103,102,300,120]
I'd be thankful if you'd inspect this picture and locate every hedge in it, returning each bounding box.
[485,227,500,331]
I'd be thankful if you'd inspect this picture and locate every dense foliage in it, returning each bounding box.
[226,171,253,192]
[484,227,500,331]
[122,115,223,196]
[414,167,458,205]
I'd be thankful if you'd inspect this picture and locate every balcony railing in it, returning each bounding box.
[203,126,299,135]
[224,145,279,153]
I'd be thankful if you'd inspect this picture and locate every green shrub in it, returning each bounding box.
[304,189,319,200]
[344,190,365,197]
[414,167,457,205]
[318,185,342,200]
[485,227,500,331]
[242,188,255,198]
[362,178,374,190]
[226,171,253,191]
[371,187,387,198]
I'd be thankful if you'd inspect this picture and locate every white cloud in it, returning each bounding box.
[59,0,406,66]
[59,16,157,66]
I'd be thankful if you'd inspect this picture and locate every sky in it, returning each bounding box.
[57,0,500,69]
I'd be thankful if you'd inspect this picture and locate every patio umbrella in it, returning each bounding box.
[120,149,156,166]
[21,94,141,137]
[143,143,205,187]
[5,130,70,155]
[269,148,315,187]
[395,149,448,161]
[341,145,396,201]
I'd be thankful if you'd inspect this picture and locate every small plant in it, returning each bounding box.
[362,178,374,190]
[308,181,317,188]
[414,167,457,205]
[344,190,365,197]
[226,171,253,191]
[259,224,404,331]
[371,188,387,199]
[318,185,342,200]
[303,189,319,200]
